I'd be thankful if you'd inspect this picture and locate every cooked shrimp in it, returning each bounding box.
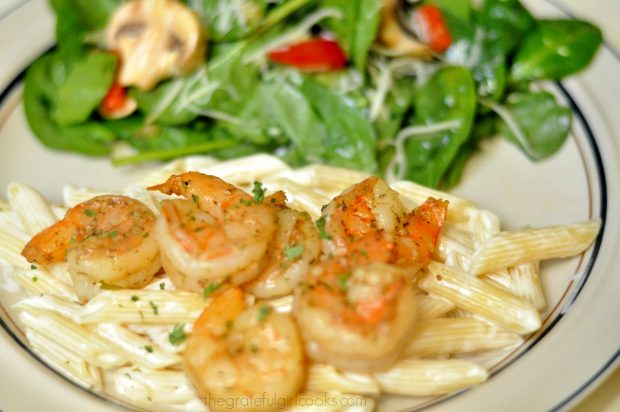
[246,208,321,299]
[321,176,406,258]
[148,173,278,292]
[21,195,160,299]
[320,176,448,271]
[294,258,417,372]
[184,287,305,411]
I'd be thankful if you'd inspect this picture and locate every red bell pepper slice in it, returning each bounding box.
[268,38,347,72]
[100,80,129,115]
[414,5,453,53]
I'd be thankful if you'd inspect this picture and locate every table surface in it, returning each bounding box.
[0,0,618,411]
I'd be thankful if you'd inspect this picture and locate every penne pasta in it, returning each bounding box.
[13,294,82,318]
[419,262,541,334]
[112,367,206,408]
[11,268,75,298]
[196,154,291,185]
[78,290,207,324]
[19,309,128,368]
[485,262,546,311]
[467,208,501,246]
[7,183,58,236]
[95,323,182,369]
[1,153,601,411]
[27,330,103,391]
[416,292,456,321]
[306,364,380,396]
[404,318,523,357]
[374,358,488,396]
[300,164,371,195]
[435,227,475,272]
[470,220,601,275]
[0,233,28,269]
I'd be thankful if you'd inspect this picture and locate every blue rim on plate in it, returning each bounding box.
[0,0,617,410]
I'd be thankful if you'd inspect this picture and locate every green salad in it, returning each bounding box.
[24,0,602,189]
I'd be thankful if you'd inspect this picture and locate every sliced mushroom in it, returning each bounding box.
[378,0,432,58]
[106,0,206,91]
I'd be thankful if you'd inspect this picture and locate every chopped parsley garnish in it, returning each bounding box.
[284,244,304,260]
[315,215,332,240]
[144,345,153,353]
[32,276,38,282]
[159,282,165,290]
[240,198,251,206]
[257,305,271,322]
[131,295,140,302]
[30,264,37,270]
[252,181,266,204]
[83,209,97,217]
[192,194,200,204]
[337,273,350,291]
[149,300,159,315]
[203,282,222,299]
[169,323,187,346]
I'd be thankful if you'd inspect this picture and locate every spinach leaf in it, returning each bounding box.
[52,51,117,126]
[131,78,199,126]
[113,123,242,166]
[261,80,325,163]
[375,76,415,145]
[476,0,534,57]
[23,51,115,156]
[219,77,326,164]
[50,0,123,57]
[320,0,382,70]
[446,0,533,100]
[125,125,211,153]
[493,91,572,160]
[424,0,471,22]
[184,0,268,42]
[511,19,602,82]
[300,77,377,172]
[404,66,476,188]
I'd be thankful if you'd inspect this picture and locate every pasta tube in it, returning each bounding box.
[470,220,601,275]
[20,309,128,368]
[95,323,182,369]
[404,318,522,357]
[374,358,488,396]
[27,330,103,390]
[7,183,58,236]
[112,367,206,408]
[416,292,456,320]
[485,262,545,310]
[11,268,75,298]
[306,364,380,395]
[78,290,207,324]
[419,262,540,334]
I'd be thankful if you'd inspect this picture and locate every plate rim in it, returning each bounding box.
[0,0,618,411]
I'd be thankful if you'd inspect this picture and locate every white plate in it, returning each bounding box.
[0,1,618,411]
